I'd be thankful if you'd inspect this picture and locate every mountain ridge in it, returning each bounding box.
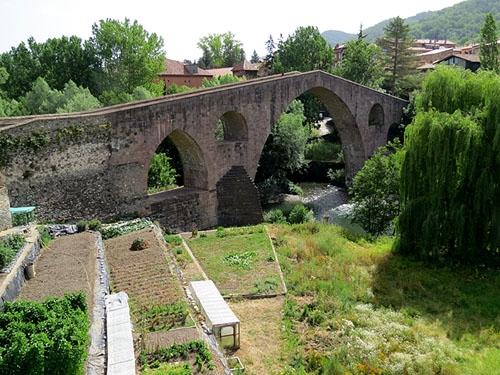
[322,0,500,46]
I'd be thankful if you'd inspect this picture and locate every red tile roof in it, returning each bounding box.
[232,60,259,72]
[206,67,234,77]
[159,59,212,76]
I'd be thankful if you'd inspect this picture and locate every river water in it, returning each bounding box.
[262,182,364,234]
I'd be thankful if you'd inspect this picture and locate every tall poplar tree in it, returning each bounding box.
[377,17,419,98]
[479,13,500,73]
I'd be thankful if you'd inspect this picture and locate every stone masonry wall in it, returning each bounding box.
[0,186,11,231]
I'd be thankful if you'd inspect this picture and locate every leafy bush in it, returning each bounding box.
[88,219,102,231]
[0,292,89,375]
[131,237,148,251]
[148,153,179,192]
[11,210,36,226]
[350,140,402,237]
[305,138,342,161]
[263,209,288,224]
[288,205,315,224]
[222,251,258,269]
[76,220,89,232]
[164,235,182,246]
[327,168,345,186]
[0,234,25,269]
[102,220,151,239]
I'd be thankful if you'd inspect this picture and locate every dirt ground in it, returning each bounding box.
[104,227,183,312]
[227,296,285,375]
[18,232,97,318]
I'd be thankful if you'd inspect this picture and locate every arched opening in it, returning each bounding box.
[256,86,364,223]
[215,111,248,141]
[369,103,384,126]
[147,129,207,193]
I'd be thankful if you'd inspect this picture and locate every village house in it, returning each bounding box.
[157,59,213,89]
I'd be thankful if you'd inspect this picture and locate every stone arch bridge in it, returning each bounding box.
[0,71,407,231]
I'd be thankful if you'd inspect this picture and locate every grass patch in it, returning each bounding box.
[274,223,500,375]
[185,226,282,295]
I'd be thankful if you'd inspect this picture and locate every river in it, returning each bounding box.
[262,182,364,234]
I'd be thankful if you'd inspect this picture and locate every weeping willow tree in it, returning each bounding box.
[397,66,500,265]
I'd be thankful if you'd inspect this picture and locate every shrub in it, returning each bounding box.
[264,209,288,224]
[11,210,36,226]
[0,234,25,269]
[0,292,89,375]
[131,238,148,251]
[88,219,102,231]
[327,168,345,186]
[164,235,182,246]
[305,138,342,161]
[288,205,315,224]
[76,220,89,232]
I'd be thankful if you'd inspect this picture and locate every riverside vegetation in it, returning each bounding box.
[271,223,500,375]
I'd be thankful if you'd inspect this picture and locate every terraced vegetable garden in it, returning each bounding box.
[183,226,284,295]
[104,225,191,333]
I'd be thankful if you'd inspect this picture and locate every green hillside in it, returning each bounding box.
[321,30,356,46]
[322,0,500,46]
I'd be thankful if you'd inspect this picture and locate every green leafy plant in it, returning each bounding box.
[264,209,287,224]
[88,219,102,231]
[139,341,214,371]
[76,220,89,232]
[102,220,151,239]
[131,237,148,251]
[164,235,182,246]
[288,205,315,224]
[222,251,258,269]
[250,277,279,294]
[135,302,189,332]
[0,234,26,269]
[11,210,36,226]
[0,292,89,375]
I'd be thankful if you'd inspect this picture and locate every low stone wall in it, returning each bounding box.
[0,226,41,310]
[0,186,11,231]
[146,188,213,232]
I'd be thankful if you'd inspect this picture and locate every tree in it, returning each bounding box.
[335,27,384,88]
[147,153,179,192]
[272,26,335,74]
[89,18,165,95]
[479,13,500,73]
[29,36,97,93]
[377,17,420,98]
[23,77,101,115]
[197,32,245,69]
[398,66,500,266]
[349,141,403,237]
[250,50,260,64]
[0,42,41,100]
[256,100,309,188]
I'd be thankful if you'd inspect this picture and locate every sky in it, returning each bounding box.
[0,0,464,61]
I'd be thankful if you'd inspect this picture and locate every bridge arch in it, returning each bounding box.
[257,86,366,186]
[146,129,208,192]
[369,103,385,126]
[217,111,248,141]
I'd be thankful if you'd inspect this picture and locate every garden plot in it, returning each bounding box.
[184,226,284,296]
[18,231,97,317]
[226,296,285,375]
[104,227,189,332]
